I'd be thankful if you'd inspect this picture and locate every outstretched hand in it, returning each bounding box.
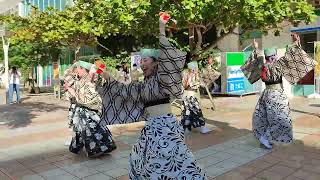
[159,12,169,35]
[159,12,170,24]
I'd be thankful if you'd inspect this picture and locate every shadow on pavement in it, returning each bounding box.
[309,103,320,107]
[0,144,130,180]
[0,98,66,129]
[0,116,254,179]
[185,118,253,150]
[291,109,320,118]
[0,124,319,180]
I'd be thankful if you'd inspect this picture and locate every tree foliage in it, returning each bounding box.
[0,0,316,67]
[75,0,316,59]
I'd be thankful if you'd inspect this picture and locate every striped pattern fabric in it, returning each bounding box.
[99,36,186,125]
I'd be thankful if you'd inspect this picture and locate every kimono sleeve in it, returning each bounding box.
[240,50,265,84]
[275,43,316,84]
[260,62,283,82]
[158,35,186,98]
[201,67,221,87]
[99,73,145,125]
[76,82,102,111]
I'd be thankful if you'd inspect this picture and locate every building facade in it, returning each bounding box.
[22,0,72,16]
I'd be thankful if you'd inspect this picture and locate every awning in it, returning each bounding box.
[291,26,320,33]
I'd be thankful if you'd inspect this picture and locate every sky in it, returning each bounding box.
[0,0,22,13]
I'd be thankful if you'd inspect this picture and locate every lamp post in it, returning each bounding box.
[1,24,11,104]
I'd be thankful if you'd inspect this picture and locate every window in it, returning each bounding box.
[38,0,44,11]
[300,32,317,54]
[60,0,67,10]
[23,0,32,16]
[48,0,55,8]
[297,31,317,85]
[54,0,60,10]
[44,0,49,10]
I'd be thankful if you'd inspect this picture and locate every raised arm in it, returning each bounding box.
[240,40,265,84]
[157,15,186,98]
[275,33,316,84]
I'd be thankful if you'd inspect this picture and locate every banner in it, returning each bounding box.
[53,62,59,79]
[53,62,60,98]
[131,53,144,81]
[131,54,142,70]
[314,42,320,93]
[314,42,320,77]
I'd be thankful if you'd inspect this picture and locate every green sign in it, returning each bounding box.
[226,53,244,66]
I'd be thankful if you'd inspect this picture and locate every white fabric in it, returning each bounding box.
[9,72,21,85]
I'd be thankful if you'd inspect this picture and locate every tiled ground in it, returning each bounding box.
[0,93,319,179]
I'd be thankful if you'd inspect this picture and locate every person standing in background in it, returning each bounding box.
[9,67,21,104]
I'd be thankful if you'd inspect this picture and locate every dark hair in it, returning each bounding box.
[151,57,157,62]
[12,67,17,74]
[184,52,192,69]
[123,66,129,74]
[265,54,277,64]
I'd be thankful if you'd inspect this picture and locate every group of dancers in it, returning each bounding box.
[62,13,316,179]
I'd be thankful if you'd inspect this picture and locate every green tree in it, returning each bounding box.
[75,0,315,60]
[1,0,316,65]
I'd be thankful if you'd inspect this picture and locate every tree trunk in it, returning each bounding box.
[195,27,203,53]
[188,25,195,53]
[74,46,81,61]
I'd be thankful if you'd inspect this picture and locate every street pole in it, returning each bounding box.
[1,36,10,104]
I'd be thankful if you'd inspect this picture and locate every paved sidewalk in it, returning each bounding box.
[0,94,319,180]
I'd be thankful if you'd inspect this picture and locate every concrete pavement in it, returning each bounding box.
[0,93,319,179]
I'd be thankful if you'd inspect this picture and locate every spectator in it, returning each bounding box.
[9,67,21,104]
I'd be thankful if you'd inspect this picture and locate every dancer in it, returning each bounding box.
[64,60,116,157]
[241,34,315,149]
[201,57,221,93]
[200,56,221,110]
[181,62,211,134]
[62,66,78,146]
[99,14,206,179]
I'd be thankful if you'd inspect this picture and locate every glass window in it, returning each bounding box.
[60,0,67,10]
[300,32,316,54]
[44,0,49,10]
[54,0,60,10]
[49,0,55,8]
[23,0,32,16]
[38,0,44,11]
